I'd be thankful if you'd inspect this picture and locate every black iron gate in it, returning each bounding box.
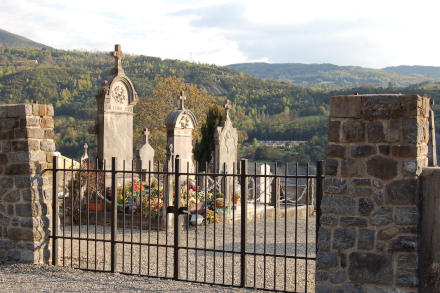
[50,156,323,292]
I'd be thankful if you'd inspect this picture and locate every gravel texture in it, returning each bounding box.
[1,215,316,292]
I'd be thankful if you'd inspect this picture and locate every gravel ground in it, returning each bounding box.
[1,216,316,292]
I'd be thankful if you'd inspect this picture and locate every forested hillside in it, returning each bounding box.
[227,62,438,89]
[383,66,440,79]
[1,46,440,163]
[0,29,50,49]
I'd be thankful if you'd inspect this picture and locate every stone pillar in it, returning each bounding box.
[0,103,56,264]
[317,94,430,292]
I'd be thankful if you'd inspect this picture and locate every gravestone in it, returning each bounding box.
[95,44,138,170]
[135,128,155,178]
[165,91,197,173]
[214,101,238,210]
[257,164,272,203]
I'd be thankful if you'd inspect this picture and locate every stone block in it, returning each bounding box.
[340,217,368,227]
[333,284,363,293]
[315,284,331,293]
[333,228,355,249]
[385,179,418,204]
[32,103,39,115]
[20,116,40,127]
[395,207,418,225]
[358,229,375,250]
[389,236,417,251]
[358,198,374,216]
[39,104,46,116]
[317,227,330,251]
[3,190,20,202]
[391,145,417,158]
[341,121,365,142]
[321,195,355,214]
[350,145,376,158]
[363,95,399,106]
[330,96,361,118]
[367,121,385,143]
[40,140,55,152]
[7,105,26,118]
[341,159,365,177]
[327,144,346,159]
[5,164,32,175]
[352,178,371,186]
[349,186,373,197]
[396,273,418,287]
[26,128,45,139]
[323,178,347,193]
[329,270,347,284]
[315,270,329,281]
[385,119,401,142]
[397,254,417,272]
[7,227,34,241]
[370,207,393,226]
[348,252,393,284]
[378,145,390,155]
[378,227,399,240]
[46,105,54,116]
[0,119,19,129]
[403,118,425,144]
[16,203,33,217]
[317,252,338,269]
[44,129,55,139]
[320,215,338,226]
[0,106,7,118]
[0,239,15,249]
[40,117,54,128]
[366,155,397,180]
[328,120,341,143]
[15,176,32,188]
[325,159,338,176]
[0,154,7,166]
[8,152,30,163]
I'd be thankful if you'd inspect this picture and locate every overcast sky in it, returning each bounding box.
[1,0,439,68]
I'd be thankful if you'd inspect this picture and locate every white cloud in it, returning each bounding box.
[0,0,440,67]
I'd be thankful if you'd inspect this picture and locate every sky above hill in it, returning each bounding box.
[1,0,439,68]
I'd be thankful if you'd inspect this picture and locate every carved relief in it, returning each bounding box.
[111,81,128,104]
[179,114,191,129]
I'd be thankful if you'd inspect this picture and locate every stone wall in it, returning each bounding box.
[0,103,55,263]
[317,94,430,292]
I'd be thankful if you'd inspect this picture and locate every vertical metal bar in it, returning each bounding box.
[122,161,126,272]
[294,162,298,292]
[103,160,106,271]
[186,161,189,280]
[111,157,117,273]
[173,157,181,280]
[222,162,226,285]
[253,162,256,288]
[139,160,143,275]
[195,162,199,281]
[305,163,309,293]
[284,163,288,291]
[232,162,236,286]
[213,169,217,284]
[86,159,90,270]
[131,160,134,274]
[273,162,277,290]
[147,162,152,275]
[94,158,98,270]
[78,161,82,269]
[316,161,323,254]
[204,161,207,283]
[70,159,73,268]
[263,163,267,289]
[156,162,160,278]
[240,159,248,288]
[52,156,58,266]
[63,159,66,267]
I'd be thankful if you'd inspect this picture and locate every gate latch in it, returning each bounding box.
[166,206,190,215]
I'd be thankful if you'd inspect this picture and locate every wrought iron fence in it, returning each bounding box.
[50,156,323,292]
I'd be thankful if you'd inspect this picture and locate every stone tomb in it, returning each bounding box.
[95,44,138,170]
[136,128,155,180]
[165,91,197,173]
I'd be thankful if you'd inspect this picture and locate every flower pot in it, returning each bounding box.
[87,203,104,212]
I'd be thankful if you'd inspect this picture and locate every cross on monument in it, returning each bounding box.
[111,44,124,74]
[143,128,150,143]
[179,90,186,110]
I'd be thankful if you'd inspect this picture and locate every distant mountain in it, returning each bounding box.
[383,65,440,80]
[226,62,438,89]
[0,28,50,49]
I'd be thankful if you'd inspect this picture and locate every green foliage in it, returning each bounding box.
[227,62,438,89]
[193,105,224,169]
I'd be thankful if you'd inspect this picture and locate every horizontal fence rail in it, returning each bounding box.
[50,156,323,292]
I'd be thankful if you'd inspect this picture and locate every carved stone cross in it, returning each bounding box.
[179,91,186,110]
[143,128,150,143]
[111,44,124,74]
[224,99,231,121]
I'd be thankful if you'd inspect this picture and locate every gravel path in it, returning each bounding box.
[1,215,316,292]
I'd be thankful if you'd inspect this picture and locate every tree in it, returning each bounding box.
[193,105,224,170]
[134,76,216,162]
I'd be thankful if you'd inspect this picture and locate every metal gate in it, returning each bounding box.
[50,157,323,292]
